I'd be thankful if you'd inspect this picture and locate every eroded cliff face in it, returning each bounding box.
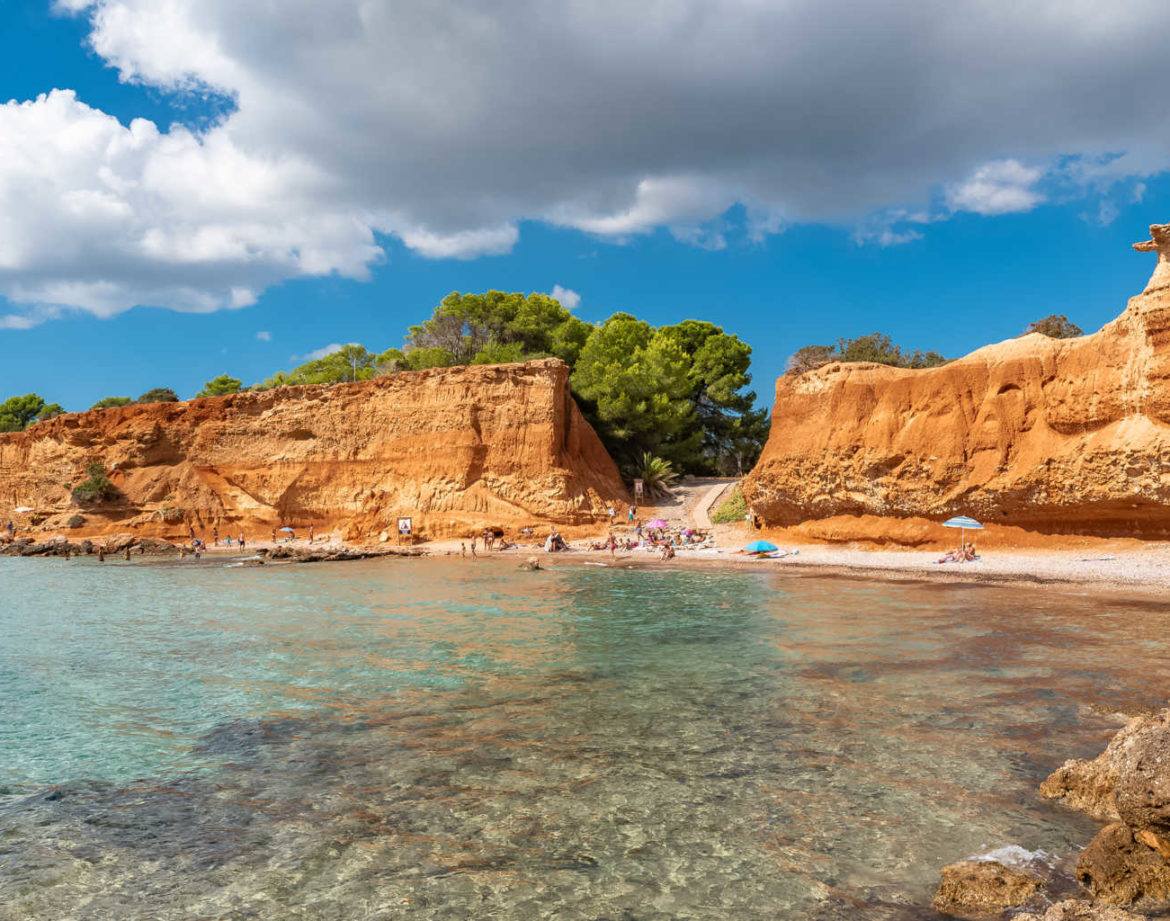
[743,224,1170,538]
[0,359,627,540]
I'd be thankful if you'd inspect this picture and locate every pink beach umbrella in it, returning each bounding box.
[646,519,668,528]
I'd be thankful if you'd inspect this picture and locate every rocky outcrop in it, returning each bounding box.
[1013,900,1145,921]
[932,859,1046,918]
[0,359,627,541]
[743,223,1170,538]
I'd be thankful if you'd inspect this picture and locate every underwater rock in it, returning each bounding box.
[932,858,1046,918]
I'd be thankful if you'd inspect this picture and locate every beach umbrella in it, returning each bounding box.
[744,540,778,553]
[646,519,668,528]
[279,526,295,533]
[942,515,984,551]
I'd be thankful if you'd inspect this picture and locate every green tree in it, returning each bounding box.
[258,345,377,389]
[658,320,770,474]
[0,394,58,432]
[1026,314,1083,339]
[91,396,133,410]
[571,314,696,466]
[406,290,591,366]
[786,345,836,375]
[197,374,243,398]
[137,387,180,404]
[626,452,680,498]
[471,341,526,365]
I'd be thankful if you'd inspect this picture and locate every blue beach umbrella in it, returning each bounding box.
[942,516,984,551]
[744,540,778,553]
[279,526,295,533]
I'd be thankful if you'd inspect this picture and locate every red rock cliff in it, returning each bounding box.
[0,358,628,540]
[743,224,1170,538]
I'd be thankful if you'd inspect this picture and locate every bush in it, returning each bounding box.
[66,514,85,529]
[786,333,947,374]
[711,486,748,524]
[72,463,120,505]
[623,452,679,498]
[91,396,132,410]
[136,388,179,404]
[159,505,185,523]
[1025,314,1082,339]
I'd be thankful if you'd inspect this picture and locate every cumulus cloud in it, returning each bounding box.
[4,0,1170,324]
[295,342,351,362]
[945,160,1045,216]
[550,285,580,310]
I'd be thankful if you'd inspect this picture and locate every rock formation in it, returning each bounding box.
[743,224,1170,538]
[0,359,627,541]
[932,858,1046,918]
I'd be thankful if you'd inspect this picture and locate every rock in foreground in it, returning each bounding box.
[932,859,1045,918]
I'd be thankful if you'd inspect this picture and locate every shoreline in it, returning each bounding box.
[6,530,1170,601]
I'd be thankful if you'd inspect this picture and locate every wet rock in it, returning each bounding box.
[1013,898,1146,920]
[1114,711,1170,837]
[1075,822,1170,910]
[1039,715,1155,821]
[932,859,1045,918]
[259,545,423,563]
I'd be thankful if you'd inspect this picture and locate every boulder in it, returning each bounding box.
[1039,715,1158,821]
[1114,711,1170,837]
[1075,822,1170,910]
[932,859,1045,918]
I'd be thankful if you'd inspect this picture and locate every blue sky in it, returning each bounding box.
[2,1,1168,411]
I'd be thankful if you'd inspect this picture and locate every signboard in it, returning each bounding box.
[633,479,644,499]
[397,517,412,536]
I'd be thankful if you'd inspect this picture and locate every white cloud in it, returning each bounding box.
[550,285,580,310]
[255,330,271,341]
[945,160,1045,216]
[294,342,355,362]
[3,1,1170,325]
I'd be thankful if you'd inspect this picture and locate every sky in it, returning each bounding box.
[2,0,1169,411]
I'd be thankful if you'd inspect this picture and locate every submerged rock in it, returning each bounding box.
[1013,899,1146,920]
[932,859,1045,918]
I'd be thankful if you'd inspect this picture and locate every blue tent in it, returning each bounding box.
[744,540,778,553]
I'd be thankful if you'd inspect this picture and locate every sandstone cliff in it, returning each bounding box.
[743,224,1170,538]
[0,359,627,541]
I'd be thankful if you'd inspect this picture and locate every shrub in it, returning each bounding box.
[786,334,947,374]
[72,463,120,505]
[91,396,132,410]
[1025,314,1082,339]
[711,486,748,524]
[66,514,85,529]
[136,387,179,404]
[159,505,185,523]
[624,452,679,498]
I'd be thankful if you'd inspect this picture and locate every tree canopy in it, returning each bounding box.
[258,345,378,389]
[1025,314,1083,339]
[197,374,244,398]
[0,394,64,431]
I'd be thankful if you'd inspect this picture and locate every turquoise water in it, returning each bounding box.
[1,555,1167,919]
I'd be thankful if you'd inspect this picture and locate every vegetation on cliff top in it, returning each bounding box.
[0,394,64,432]
[1024,314,1083,339]
[786,333,949,375]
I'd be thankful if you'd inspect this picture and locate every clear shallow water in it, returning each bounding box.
[1,556,1167,920]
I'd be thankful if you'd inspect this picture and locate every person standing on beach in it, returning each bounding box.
[239,532,246,550]
[461,542,466,558]
[470,536,478,558]
[271,527,277,544]
[5,520,12,538]
[97,547,105,562]
[308,524,315,544]
[628,505,636,524]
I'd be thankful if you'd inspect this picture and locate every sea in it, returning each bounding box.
[1,554,1167,920]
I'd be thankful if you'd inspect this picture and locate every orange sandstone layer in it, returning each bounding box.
[743,224,1170,539]
[0,358,628,541]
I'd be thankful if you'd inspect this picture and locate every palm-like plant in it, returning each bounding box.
[627,452,679,498]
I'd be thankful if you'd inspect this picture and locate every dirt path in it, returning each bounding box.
[691,480,737,529]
